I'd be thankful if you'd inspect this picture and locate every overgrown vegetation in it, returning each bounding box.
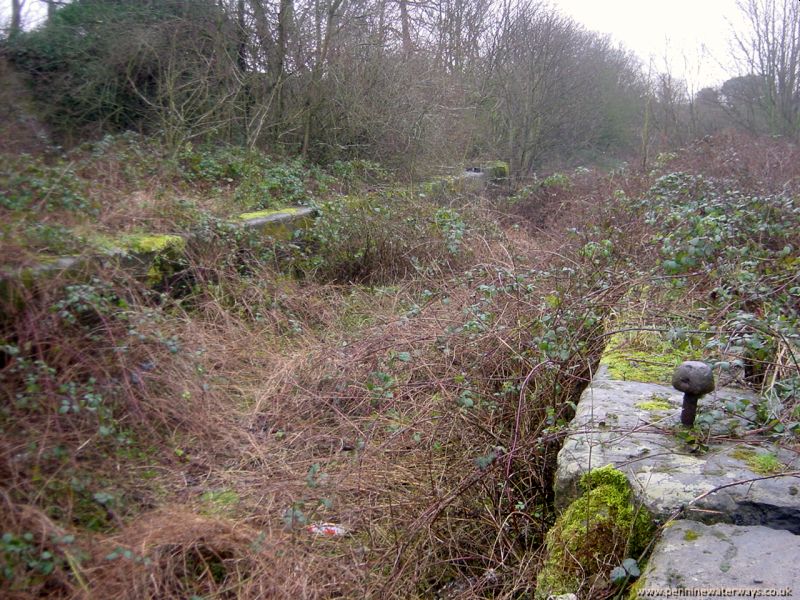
[1,131,795,599]
[0,134,344,265]
[1,0,799,598]
[3,0,651,174]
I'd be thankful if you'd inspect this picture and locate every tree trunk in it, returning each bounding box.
[398,0,412,57]
[10,0,23,38]
[302,0,343,158]
[272,0,292,124]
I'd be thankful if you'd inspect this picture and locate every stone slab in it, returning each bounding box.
[0,208,317,300]
[554,367,800,532]
[238,207,317,239]
[637,521,799,597]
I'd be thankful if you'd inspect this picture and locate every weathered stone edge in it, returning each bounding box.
[0,207,317,292]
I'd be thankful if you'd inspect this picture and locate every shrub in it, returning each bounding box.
[294,192,471,283]
[6,0,241,144]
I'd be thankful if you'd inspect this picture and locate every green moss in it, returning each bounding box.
[237,207,314,240]
[116,234,187,285]
[124,234,186,254]
[731,448,784,475]
[683,529,700,541]
[635,395,674,412]
[535,465,654,599]
[627,575,646,600]
[485,161,509,180]
[237,206,305,221]
[601,329,695,383]
[200,489,240,515]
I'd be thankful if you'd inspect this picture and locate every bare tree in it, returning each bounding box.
[732,0,800,138]
[6,0,650,173]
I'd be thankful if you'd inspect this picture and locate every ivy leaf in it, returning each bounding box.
[611,558,640,584]
[474,452,496,470]
[621,558,641,577]
[610,566,628,584]
[662,259,680,273]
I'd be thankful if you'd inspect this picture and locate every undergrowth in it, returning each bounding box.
[0,134,377,267]
[1,132,798,599]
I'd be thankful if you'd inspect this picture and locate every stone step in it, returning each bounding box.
[0,207,317,304]
[636,521,798,598]
[554,367,800,532]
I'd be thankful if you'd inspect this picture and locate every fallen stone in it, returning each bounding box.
[637,521,799,595]
[554,367,800,532]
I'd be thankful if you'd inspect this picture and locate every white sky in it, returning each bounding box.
[551,0,746,89]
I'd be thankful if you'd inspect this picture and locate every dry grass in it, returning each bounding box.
[1,184,618,598]
[2,132,797,599]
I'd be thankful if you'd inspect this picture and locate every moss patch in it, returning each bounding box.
[200,489,240,516]
[627,576,646,600]
[237,207,305,221]
[124,234,186,254]
[535,465,654,599]
[635,395,674,412]
[601,329,696,383]
[730,448,785,475]
[484,160,509,180]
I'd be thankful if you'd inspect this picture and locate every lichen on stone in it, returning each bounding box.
[535,465,654,599]
[683,529,700,541]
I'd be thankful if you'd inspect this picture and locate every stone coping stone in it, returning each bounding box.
[0,207,317,287]
[637,521,799,597]
[237,206,316,229]
[554,367,800,532]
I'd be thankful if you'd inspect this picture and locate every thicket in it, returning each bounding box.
[5,0,800,174]
[3,0,649,175]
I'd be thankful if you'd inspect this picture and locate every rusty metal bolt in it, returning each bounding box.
[672,361,715,427]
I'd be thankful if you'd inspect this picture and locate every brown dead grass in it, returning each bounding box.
[1,191,616,598]
[666,129,800,195]
[6,133,796,599]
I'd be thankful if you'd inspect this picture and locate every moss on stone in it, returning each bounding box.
[485,160,509,180]
[535,465,654,599]
[730,447,784,475]
[635,395,674,412]
[124,234,186,254]
[237,206,306,221]
[116,234,187,285]
[683,529,700,541]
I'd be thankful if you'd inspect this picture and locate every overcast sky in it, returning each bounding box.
[551,0,745,89]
